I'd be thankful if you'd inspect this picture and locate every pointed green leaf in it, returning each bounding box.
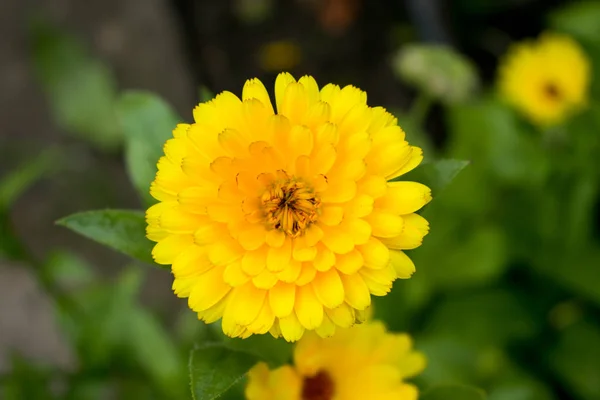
[422,384,487,400]
[399,159,469,195]
[116,91,181,205]
[56,209,155,265]
[189,343,260,400]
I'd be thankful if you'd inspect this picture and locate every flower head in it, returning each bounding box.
[498,32,590,126]
[245,321,426,400]
[146,73,431,341]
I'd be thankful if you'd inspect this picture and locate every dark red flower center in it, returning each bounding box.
[302,370,335,400]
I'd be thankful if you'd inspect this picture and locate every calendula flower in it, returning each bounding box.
[498,32,590,126]
[245,321,426,400]
[146,72,431,341]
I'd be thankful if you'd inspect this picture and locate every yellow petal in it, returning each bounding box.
[246,302,275,334]
[366,212,404,238]
[280,82,309,124]
[208,239,244,265]
[344,218,371,245]
[194,223,227,245]
[279,312,305,342]
[320,180,357,203]
[296,263,317,286]
[304,224,324,247]
[265,229,286,247]
[267,237,292,272]
[303,101,331,130]
[277,260,302,283]
[389,250,416,278]
[377,182,432,215]
[252,270,279,289]
[238,224,267,251]
[242,78,274,114]
[223,261,250,286]
[315,314,336,338]
[319,205,343,226]
[178,186,217,214]
[335,248,364,275]
[313,245,335,272]
[325,302,355,328]
[360,264,396,295]
[339,272,371,310]
[293,237,317,261]
[172,245,212,278]
[228,282,267,325]
[197,295,228,323]
[320,225,354,254]
[345,194,374,218]
[357,175,387,198]
[294,284,324,329]
[188,265,231,312]
[274,72,296,113]
[269,281,296,318]
[381,213,429,250]
[298,75,320,105]
[152,234,194,265]
[312,269,345,309]
[358,237,390,269]
[241,248,267,276]
[389,147,424,179]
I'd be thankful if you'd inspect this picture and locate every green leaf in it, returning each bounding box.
[30,20,121,151]
[550,322,600,399]
[549,1,600,43]
[189,343,260,400]
[56,209,155,265]
[0,148,60,210]
[422,384,486,400]
[127,309,186,398]
[400,159,469,195]
[116,91,181,205]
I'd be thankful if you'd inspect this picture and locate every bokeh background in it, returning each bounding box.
[1,0,600,399]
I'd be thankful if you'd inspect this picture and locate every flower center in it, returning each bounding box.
[301,370,335,400]
[544,82,561,100]
[261,174,320,238]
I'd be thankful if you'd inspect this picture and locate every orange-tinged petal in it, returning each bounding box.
[320,180,357,203]
[292,237,317,261]
[265,229,286,247]
[312,269,344,309]
[304,224,324,247]
[238,224,267,251]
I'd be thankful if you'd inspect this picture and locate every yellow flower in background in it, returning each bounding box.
[498,32,591,126]
[245,321,426,400]
[146,72,431,341]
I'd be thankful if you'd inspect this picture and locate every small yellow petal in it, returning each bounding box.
[366,212,404,238]
[269,281,296,318]
[389,250,416,278]
[377,181,432,215]
[381,213,429,250]
[339,272,371,310]
[312,269,345,309]
[242,78,274,114]
[279,312,305,342]
[335,248,364,275]
[152,234,194,265]
[229,282,267,325]
[267,237,292,272]
[358,237,390,269]
[294,284,323,329]
[274,72,296,113]
[188,265,231,312]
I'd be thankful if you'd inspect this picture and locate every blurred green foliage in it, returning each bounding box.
[3,2,600,399]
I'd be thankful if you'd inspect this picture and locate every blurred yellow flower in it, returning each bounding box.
[245,321,426,400]
[498,33,591,126]
[146,72,430,341]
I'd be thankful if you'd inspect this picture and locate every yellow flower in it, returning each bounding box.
[245,321,426,400]
[146,72,431,341]
[498,32,591,126]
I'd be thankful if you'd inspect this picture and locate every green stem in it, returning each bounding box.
[409,91,433,126]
